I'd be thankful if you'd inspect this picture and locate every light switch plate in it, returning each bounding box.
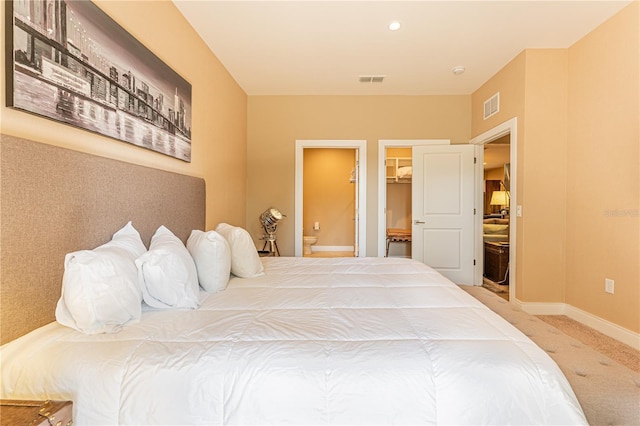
[605,278,614,294]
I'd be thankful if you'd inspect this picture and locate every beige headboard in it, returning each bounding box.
[0,134,206,345]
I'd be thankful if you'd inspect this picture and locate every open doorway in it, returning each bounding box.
[385,147,413,258]
[471,118,517,300]
[376,139,450,258]
[482,136,511,299]
[302,148,357,257]
[294,140,367,257]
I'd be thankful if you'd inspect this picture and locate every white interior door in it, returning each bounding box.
[412,144,476,284]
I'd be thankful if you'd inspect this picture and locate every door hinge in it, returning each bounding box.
[474,208,476,215]
[474,157,477,164]
[473,259,476,266]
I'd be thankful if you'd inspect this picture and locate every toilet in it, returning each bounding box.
[303,236,317,255]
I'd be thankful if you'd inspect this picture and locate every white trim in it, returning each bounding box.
[514,299,640,350]
[377,139,450,258]
[295,140,367,258]
[474,143,485,286]
[470,118,517,296]
[513,299,565,315]
[565,304,640,350]
[311,245,355,252]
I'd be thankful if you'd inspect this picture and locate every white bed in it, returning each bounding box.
[1,257,586,425]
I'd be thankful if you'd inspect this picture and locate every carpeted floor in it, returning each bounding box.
[479,281,640,373]
[462,285,640,425]
[537,315,640,374]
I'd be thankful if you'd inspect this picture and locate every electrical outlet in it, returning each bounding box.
[605,278,615,294]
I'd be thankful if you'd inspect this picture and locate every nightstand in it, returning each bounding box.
[0,399,73,426]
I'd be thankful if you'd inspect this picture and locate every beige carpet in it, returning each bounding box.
[479,281,639,373]
[462,285,640,426]
[537,315,640,374]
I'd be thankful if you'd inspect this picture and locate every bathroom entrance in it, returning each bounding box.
[294,140,367,257]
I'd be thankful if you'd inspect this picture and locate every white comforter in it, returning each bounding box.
[1,257,586,425]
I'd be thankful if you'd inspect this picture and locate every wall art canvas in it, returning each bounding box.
[5,0,192,162]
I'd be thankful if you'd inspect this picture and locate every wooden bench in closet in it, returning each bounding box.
[385,228,412,257]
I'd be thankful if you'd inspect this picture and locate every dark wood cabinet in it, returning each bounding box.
[484,241,509,283]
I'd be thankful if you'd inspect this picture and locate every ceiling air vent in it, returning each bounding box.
[359,75,385,83]
[483,92,500,120]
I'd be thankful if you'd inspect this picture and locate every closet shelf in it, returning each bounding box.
[386,157,412,183]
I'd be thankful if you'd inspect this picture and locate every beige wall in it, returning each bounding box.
[386,183,412,257]
[386,183,411,230]
[472,52,527,299]
[566,2,639,332]
[472,2,639,333]
[0,1,248,230]
[246,95,471,255]
[484,168,504,181]
[303,148,355,247]
[387,147,412,158]
[521,49,569,303]
[473,50,569,303]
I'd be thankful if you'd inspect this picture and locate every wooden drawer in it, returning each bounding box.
[0,400,72,426]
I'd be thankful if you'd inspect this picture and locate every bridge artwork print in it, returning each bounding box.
[6,0,192,162]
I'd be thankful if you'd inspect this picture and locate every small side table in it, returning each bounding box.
[0,399,73,426]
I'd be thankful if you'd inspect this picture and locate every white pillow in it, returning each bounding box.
[186,230,231,292]
[214,223,264,278]
[135,226,199,309]
[55,221,146,334]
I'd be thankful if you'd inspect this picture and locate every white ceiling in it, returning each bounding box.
[173,1,631,96]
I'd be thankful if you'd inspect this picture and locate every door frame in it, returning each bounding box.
[377,139,450,257]
[470,118,518,298]
[295,140,367,257]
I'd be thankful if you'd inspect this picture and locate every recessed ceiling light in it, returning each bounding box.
[452,66,466,75]
[388,21,401,31]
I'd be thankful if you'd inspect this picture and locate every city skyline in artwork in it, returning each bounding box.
[6,0,192,162]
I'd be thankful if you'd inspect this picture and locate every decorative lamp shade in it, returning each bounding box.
[490,190,510,207]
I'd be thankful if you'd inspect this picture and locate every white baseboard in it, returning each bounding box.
[565,304,640,350]
[514,299,640,350]
[312,245,354,252]
[514,300,566,315]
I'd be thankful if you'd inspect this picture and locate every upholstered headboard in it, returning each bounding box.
[0,134,206,344]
